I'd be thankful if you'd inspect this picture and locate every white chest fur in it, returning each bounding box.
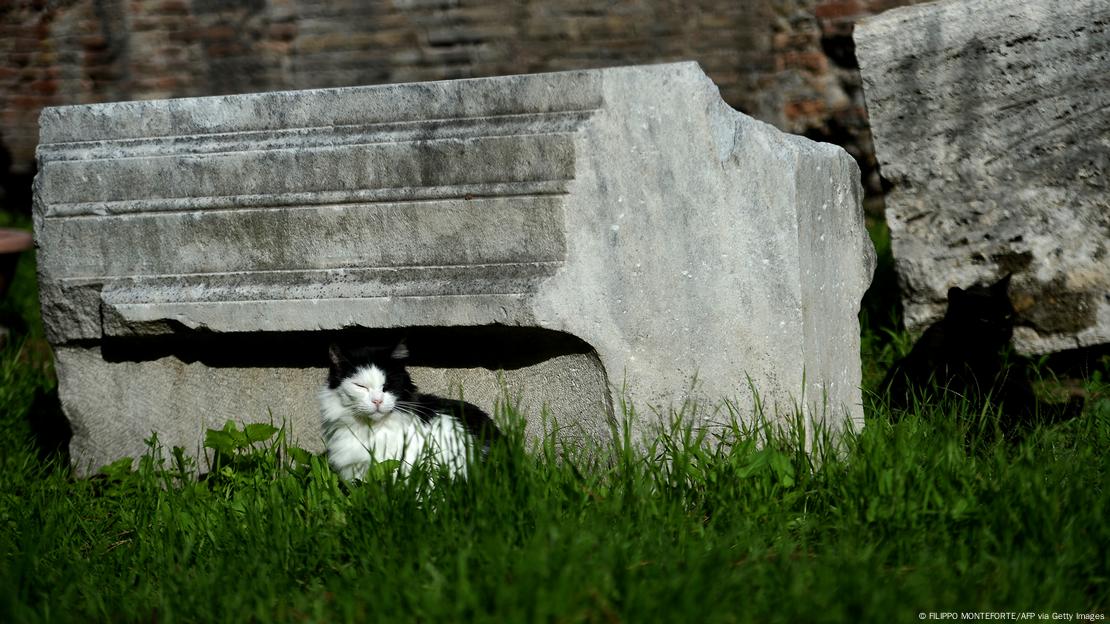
[318,387,470,482]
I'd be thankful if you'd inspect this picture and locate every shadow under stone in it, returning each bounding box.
[99,325,598,372]
[1038,343,1110,380]
[29,387,72,463]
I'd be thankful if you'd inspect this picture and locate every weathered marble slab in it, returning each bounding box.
[856,0,1110,354]
[34,62,875,473]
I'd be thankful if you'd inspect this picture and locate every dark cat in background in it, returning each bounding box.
[881,274,1083,433]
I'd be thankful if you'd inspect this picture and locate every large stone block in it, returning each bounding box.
[855,0,1110,353]
[34,62,875,473]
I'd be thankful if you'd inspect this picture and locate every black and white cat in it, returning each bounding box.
[319,341,500,482]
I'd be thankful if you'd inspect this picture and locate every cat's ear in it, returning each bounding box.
[391,341,409,361]
[947,286,965,302]
[993,273,1012,294]
[327,343,346,368]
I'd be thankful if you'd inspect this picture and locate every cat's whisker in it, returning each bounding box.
[395,401,437,413]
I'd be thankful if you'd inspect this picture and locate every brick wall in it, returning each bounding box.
[0,0,929,211]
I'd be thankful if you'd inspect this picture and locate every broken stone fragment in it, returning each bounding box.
[35,62,874,473]
[855,0,1110,354]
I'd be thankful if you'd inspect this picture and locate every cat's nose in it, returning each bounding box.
[371,398,383,407]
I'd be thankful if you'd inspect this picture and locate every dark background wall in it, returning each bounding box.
[0,0,928,213]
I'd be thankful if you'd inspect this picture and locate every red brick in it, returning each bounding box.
[160,0,189,15]
[81,34,109,50]
[779,50,828,72]
[33,19,51,39]
[784,99,827,120]
[11,37,43,54]
[204,25,237,41]
[268,22,297,41]
[204,42,246,56]
[85,66,122,81]
[7,52,32,67]
[814,0,865,20]
[153,76,178,90]
[131,17,162,31]
[29,78,57,95]
[10,94,49,109]
[772,32,816,51]
[167,28,198,43]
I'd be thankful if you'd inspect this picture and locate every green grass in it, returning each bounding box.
[1,217,1107,622]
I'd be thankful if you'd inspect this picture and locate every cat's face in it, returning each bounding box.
[327,342,415,421]
[945,274,1015,347]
